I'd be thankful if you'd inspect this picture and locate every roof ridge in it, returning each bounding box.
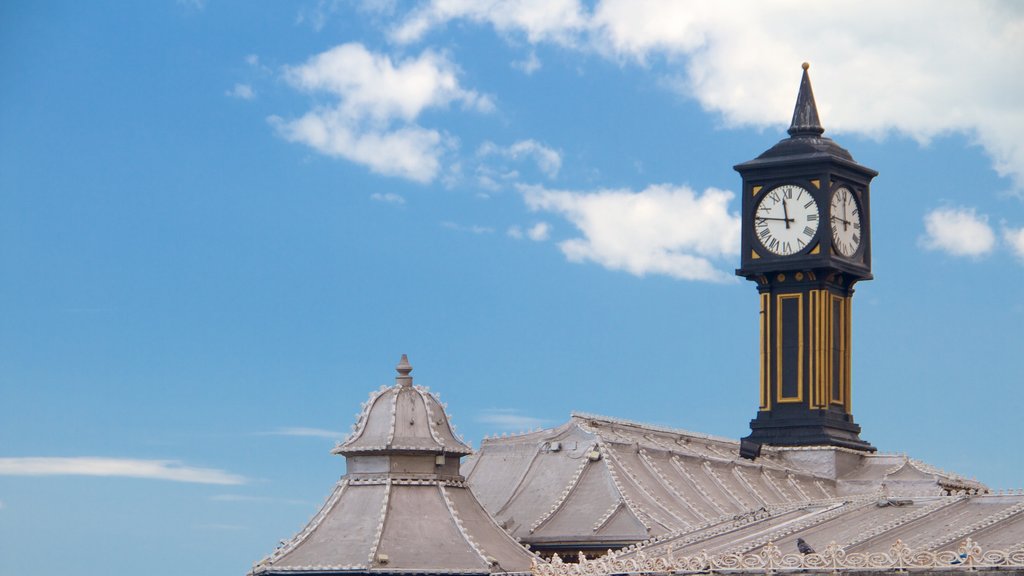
[571,413,738,446]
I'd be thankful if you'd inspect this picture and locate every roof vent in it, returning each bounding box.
[377,553,390,565]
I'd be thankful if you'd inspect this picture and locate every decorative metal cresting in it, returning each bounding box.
[531,538,1024,575]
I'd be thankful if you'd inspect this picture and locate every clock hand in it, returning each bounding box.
[757,216,794,222]
[782,200,791,229]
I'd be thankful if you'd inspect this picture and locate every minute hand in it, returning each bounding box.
[756,216,795,223]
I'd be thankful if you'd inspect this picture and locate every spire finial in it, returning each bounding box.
[788,62,824,137]
[396,354,413,387]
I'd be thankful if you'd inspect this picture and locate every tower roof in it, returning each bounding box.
[334,354,473,457]
[251,356,535,576]
[736,63,863,168]
[787,62,824,137]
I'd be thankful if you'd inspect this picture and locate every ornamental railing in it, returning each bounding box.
[531,538,1024,575]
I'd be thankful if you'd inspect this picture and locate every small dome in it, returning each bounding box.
[334,355,472,456]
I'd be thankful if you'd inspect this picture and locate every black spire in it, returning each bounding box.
[787,62,824,137]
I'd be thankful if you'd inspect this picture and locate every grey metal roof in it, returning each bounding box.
[250,357,535,576]
[465,414,837,549]
[465,413,988,552]
[335,355,472,457]
[527,491,1023,575]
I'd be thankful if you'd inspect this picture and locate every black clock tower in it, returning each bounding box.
[736,64,876,459]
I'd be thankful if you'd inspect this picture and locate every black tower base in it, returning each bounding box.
[740,411,874,459]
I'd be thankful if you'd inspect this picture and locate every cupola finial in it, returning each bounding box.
[787,62,824,137]
[396,354,413,387]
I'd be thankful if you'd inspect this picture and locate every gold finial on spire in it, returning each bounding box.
[802,62,810,71]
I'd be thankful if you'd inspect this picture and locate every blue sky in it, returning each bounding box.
[2,1,1023,575]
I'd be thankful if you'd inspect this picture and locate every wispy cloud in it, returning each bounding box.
[508,222,550,241]
[196,523,248,531]
[442,221,494,234]
[370,192,406,205]
[476,408,549,431]
[210,494,307,505]
[391,0,586,45]
[512,51,542,75]
[0,457,246,485]
[226,83,255,100]
[1003,226,1024,261]
[920,207,996,258]
[260,427,343,439]
[177,0,206,11]
[478,140,562,179]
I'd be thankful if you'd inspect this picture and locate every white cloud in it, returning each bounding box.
[284,43,492,121]
[0,457,246,485]
[476,408,548,431]
[920,207,996,257]
[262,427,343,438]
[210,494,307,505]
[442,221,494,234]
[390,1,1024,190]
[274,43,491,183]
[271,111,447,183]
[522,183,740,282]
[512,51,542,74]
[1003,226,1024,261]
[177,0,205,11]
[391,0,587,45]
[478,140,562,178]
[370,192,406,205]
[527,221,550,241]
[508,222,550,241]
[226,83,255,100]
[196,523,248,531]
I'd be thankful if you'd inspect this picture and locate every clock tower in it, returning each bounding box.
[736,64,877,459]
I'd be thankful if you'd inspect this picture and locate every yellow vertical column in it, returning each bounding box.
[760,293,770,411]
[845,296,853,414]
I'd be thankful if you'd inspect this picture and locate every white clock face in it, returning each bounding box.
[830,187,862,257]
[754,184,819,256]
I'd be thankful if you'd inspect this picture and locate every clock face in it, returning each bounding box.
[754,184,819,256]
[829,187,862,257]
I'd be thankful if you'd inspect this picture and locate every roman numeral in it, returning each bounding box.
[807,213,818,221]
[803,226,815,237]
[784,188,793,199]
[803,200,814,209]
[759,228,770,238]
